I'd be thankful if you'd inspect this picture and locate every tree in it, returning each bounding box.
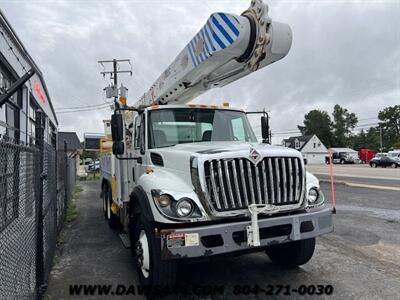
[351,129,367,150]
[299,109,334,147]
[378,105,400,150]
[332,104,358,147]
[365,127,381,151]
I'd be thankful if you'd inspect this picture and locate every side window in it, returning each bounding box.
[134,114,142,149]
[5,104,17,140]
[28,99,36,145]
[139,114,146,153]
[200,123,213,141]
[231,118,245,141]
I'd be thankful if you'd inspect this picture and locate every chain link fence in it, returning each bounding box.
[0,112,75,300]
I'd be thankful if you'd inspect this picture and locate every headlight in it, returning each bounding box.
[154,194,172,207]
[308,188,319,203]
[174,198,194,217]
[151,190,201,219]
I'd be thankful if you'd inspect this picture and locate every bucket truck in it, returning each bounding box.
[100,0,333,286]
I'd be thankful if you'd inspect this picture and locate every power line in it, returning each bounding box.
[354,122,380,128]
[56,106,111,114]
[55,102,110,111]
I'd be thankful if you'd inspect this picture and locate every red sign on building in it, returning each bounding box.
[34,82,46,104]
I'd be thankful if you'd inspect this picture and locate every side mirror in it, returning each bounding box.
[111,113,123,142]
[112,141,124,155]
[261,116,269,143]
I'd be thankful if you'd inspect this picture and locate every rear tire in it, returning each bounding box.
[370,163,377,168]
[133,215,177,287]
[266,238,316,268]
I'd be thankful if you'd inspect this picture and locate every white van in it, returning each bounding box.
[388,150,400,163]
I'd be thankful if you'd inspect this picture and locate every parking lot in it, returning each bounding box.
[46,165,400,299]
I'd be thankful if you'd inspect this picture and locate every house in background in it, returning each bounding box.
[283,134,328,164]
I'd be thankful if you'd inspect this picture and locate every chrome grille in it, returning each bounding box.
[203,157,304,212]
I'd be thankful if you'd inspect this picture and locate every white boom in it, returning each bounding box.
[135,0,292,107]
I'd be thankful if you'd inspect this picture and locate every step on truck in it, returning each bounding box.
[100,0,333,287]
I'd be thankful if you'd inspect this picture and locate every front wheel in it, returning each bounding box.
[370,163,377,168]
[391,163,397,168]
[133,216,177,286]
[265,238,316,268]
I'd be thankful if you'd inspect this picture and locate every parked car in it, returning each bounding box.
[325,152,355,164]
[369,156,398,168]
[88,160,100,172]
[374,152,388,160]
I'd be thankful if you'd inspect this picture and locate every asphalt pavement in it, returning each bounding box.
[46,180,400,300]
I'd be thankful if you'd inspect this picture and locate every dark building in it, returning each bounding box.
[58,131,82,156]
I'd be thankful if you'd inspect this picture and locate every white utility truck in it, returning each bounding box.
[100,0,333,286]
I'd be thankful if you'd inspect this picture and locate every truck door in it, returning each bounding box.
[132,112,146,184]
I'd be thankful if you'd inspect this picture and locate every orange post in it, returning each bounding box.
[329,148,337,214]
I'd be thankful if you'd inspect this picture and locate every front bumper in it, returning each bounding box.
[160,208,333,260]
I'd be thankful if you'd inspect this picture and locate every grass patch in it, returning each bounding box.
[65,183,82,223]
[66,199,77,223]
[75,184,83,194]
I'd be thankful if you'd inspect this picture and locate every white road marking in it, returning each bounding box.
[312,172,400,181]
[319,178,400,191]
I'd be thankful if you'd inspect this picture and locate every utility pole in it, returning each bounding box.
[98,59,132,104]
[379,126,383,152]
[113,59,118,102]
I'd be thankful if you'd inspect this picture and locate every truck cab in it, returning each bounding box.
[100,103,333,286]
[100,0,333,286]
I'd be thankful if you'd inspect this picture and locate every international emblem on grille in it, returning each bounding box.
[249,147,261,164]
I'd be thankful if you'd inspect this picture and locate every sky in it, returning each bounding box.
[1,0,399,144]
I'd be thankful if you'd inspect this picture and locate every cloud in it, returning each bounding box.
[1,0,399,144]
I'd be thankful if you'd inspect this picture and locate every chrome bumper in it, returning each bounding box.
[160,208,333,260]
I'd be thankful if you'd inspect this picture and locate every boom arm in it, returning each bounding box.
[135,0,292,107]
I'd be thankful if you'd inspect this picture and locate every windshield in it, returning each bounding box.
[148,108,257,148]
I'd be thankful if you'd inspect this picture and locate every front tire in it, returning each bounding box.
[391,163,397,168]
[370,162,377,168]
[133,216,177,286]
[266,238,316,268]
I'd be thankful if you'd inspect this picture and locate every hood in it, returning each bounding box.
[149,141,302,172]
